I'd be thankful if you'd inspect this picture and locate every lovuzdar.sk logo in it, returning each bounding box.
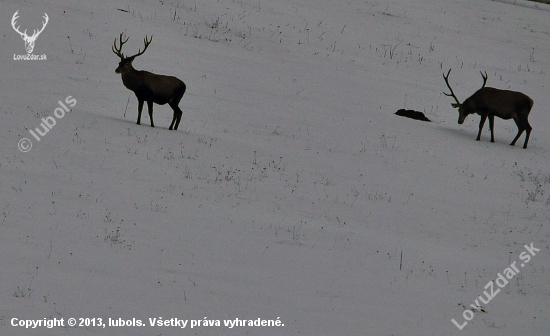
[12,10,48,60]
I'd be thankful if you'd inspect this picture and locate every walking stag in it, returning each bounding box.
[443,69,533,149]
[112,33,186,130]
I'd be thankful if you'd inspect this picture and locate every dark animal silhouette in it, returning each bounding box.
[443,69,533,148]
[113,34,186,130]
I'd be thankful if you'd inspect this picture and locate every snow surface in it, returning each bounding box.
[1,0,550,335]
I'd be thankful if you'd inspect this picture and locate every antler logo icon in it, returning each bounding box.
[11,10,49,54]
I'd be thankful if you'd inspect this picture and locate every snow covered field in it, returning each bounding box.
[1,0,549,335]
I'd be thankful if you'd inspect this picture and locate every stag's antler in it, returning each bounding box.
[480,71,488,88]
[112,34,152,60]
[32,13,48,39]
[443,69,462,108]
[112,33,129,59]
[11,11,25,37]
[11,11,48,39]
[128,35,152,59]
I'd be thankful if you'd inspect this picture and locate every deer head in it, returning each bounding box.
[112,33,152,74]
[443,69,487,124]
[11,11,49,54]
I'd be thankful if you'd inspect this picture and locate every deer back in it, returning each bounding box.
[124,70,185,104]
[142,72,185,95]
[466,87,532,119]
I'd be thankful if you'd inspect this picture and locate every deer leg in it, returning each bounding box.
[168,104,183,130]
[488,115,495,142]
[168,113,175,130]
[169,88,185,130]
[522,119,532,149]
[168,106,175,130]
[476,115,487,141]
[510,117,525,147]
[147,101,154,127]
[137,99,144,125]
[175,108,183,130]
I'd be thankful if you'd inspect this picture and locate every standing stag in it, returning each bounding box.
[443,69,533,149]
[112,33,186,130]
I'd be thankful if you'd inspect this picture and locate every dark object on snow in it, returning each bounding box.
[112,34,186,130]
[443,69,533,149]
[394,109,431,122]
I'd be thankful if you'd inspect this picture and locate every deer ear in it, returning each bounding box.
[451,103,461,108]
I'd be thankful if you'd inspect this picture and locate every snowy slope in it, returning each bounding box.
[1,0,550,335]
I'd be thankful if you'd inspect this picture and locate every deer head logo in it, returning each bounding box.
[11,11,49,54]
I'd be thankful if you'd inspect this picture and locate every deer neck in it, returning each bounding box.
[120,67,143,92]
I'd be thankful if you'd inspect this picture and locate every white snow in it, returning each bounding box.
[1,0,550,335]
